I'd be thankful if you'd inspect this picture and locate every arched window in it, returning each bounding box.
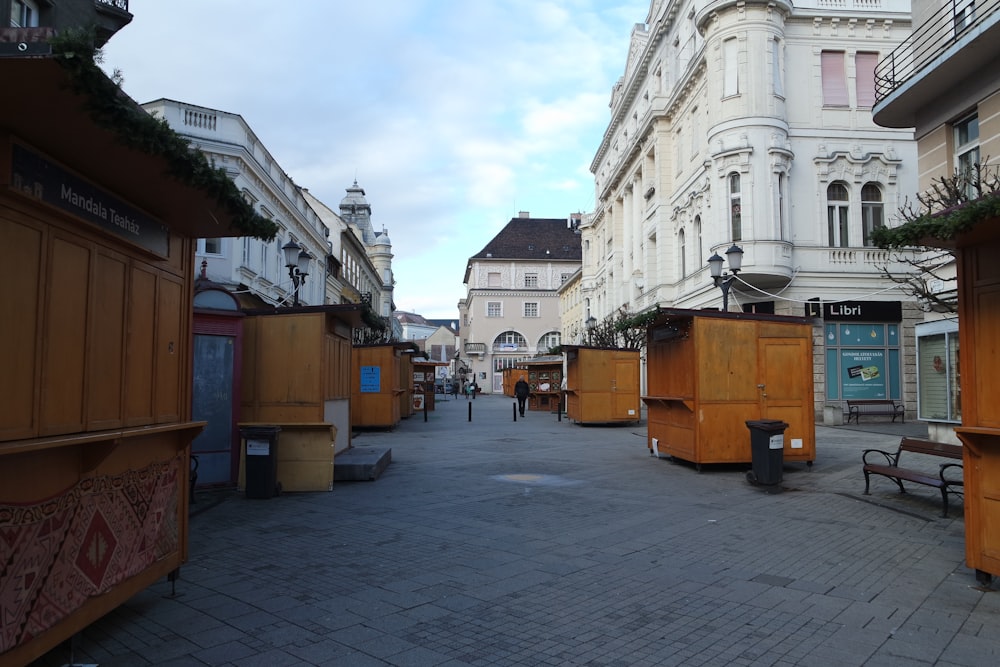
[861,183,884,247]
[827,182,849,247]
[493,331,527,351]
[538,331,561,353]
[729,173,742,241]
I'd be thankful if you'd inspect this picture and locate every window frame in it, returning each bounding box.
[486,301,502,318]
[861,182,884,247]
[827,182,850,248]
[523,302,539,318]
[728,173,742,241]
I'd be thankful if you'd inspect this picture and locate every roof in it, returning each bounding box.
[471,217,582,262]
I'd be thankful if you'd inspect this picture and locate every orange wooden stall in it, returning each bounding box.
[923,223,1000,584]
[643,309,816,468]
[352,343,411,428]
[239,306,362,492]
[412,359,449,411]
[564,346,641,424]
[0,57,258,665]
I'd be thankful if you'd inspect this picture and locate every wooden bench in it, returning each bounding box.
[862,437,964,517]
[846,399,905,424]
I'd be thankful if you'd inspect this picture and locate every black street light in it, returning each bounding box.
[282,240,312,307]
[707,244,744,312]
[585,315,597,345]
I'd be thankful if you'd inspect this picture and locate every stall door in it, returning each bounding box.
[192,334,237,485]
[759,336,814,458]
[612,355,639,420]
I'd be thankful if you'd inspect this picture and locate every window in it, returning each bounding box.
[724,38,739,97]
[772,37,783,97]
[821,51,848,107]
[539,331,561,353]
[10,0,38,27]
[855,52,878,108]
[916,322,961,422]
[493,331,527,351]
[728,173,742,241]
[524,302,539,318]
[777,174,788,240]
[487,301,502,317]
[955,114,980,199]
[242,237,252,265]
[679,229,687,277]
[524,273,538,288]
[827,183,850,247]
[694,216,703,266]
[861,183,884,247]
[198,238,223,255]
[488,271,501,287]
[955,0,976,33]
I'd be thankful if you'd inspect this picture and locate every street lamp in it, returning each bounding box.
[585,315,597,345]
[707,244,744,312]
[282,240,312,306]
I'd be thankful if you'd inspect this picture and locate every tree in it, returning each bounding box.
[874,159,1000,314]
[585,306,657,349]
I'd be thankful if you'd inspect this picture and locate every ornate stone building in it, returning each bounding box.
[586,0,924,415]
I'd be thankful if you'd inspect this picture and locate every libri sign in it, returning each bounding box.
[823,301,901,322]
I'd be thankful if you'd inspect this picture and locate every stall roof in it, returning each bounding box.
[0,56,257,240]
[651,307,818,327]
[242,304,367,329]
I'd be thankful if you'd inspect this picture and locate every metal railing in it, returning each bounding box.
[96,0,130,11]
[875,0,1000,102]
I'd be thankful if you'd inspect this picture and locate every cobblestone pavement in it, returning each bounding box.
[31,396,1000,666]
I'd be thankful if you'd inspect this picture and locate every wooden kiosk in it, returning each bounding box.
[239,306,363,492]
[563,346,641,424]
[516,356,564,412]
[917,222,1000,584]
[412,358,449,411]
[643,309,816,468]
[0,56,273,664]
[352,343,412,428]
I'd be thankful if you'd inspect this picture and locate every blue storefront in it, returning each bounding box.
[822,301,903,403]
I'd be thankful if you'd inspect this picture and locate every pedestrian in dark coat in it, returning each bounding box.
[514,376,530,417]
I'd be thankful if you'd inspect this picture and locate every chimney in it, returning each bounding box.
[518,211,530,218]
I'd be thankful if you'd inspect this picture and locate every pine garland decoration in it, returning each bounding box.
[49,30,279,241]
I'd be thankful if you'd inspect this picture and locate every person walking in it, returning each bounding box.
[514,375,530,417]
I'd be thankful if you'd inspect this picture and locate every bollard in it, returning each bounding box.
[423,398,428,422]
[557,397,562,422]
[468,402,472,422]
[513,402,517,422]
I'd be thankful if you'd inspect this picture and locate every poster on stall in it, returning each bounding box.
[840,349,887,399]
[360,365,381,393]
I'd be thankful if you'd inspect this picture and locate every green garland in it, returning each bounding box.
[872,192,1000,249]
[49,30,279,241]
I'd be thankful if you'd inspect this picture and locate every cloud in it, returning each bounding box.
[102,0,649,318]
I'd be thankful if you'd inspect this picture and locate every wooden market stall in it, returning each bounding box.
[516,356,564,412]
[400,350,415,418]
[352,343,413,428]
[412,358,449,411]
[238,306,364,492]
[643,309,816,468]
[0,55,276,665]
[914,221,1000,584]
[564,346,641,424]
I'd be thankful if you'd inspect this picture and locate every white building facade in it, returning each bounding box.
[144,99,393,314]
[588,0,924,416]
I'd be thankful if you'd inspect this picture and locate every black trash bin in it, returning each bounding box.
[745,419,788,487]
[240,425,281,499]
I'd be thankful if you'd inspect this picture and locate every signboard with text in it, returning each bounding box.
[360,366,381,393]
[840,349,887,399]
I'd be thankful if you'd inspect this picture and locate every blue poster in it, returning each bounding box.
[360,366,381,393]
[840,349,886,399]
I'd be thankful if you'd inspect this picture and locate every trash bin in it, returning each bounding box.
[745,419,788,487]
[240,425,281,499]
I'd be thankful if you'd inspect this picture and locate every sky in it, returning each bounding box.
[99,0,651,319]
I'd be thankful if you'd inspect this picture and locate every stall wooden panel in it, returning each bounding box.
[352,344,403,428]
[565,347,640,424]
[0,216,41,440]
[87,250,126,430]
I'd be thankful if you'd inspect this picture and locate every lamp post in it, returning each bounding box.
[585,315,597,345]
[281,240,312,307]
[707,244,744,312]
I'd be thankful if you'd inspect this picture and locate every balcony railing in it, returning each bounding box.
[875,0,1000,102]
[96,0,130,11]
